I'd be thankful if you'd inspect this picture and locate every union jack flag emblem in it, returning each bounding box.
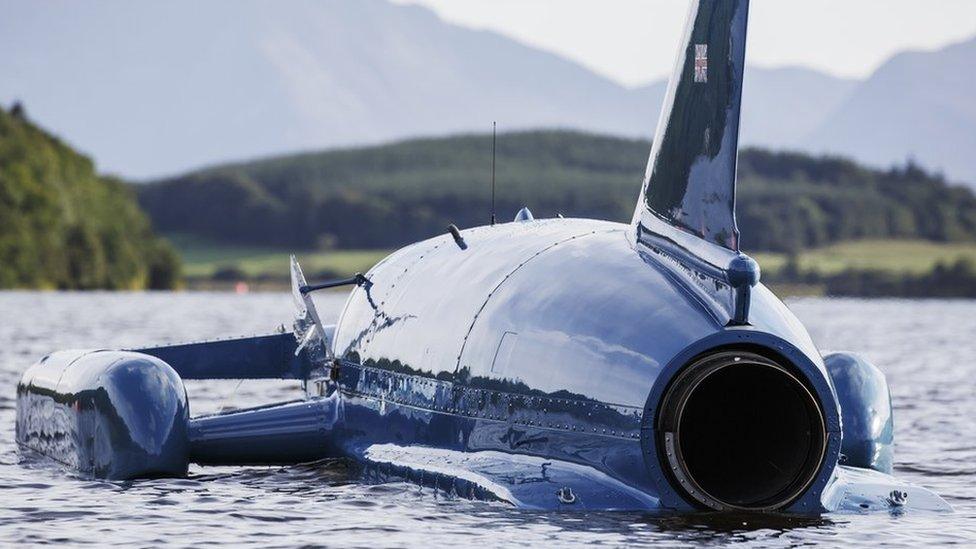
[694,44,708,83]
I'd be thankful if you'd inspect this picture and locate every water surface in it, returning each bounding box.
[0,292,973,546]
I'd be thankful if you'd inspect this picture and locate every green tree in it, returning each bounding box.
[0,104,181,289]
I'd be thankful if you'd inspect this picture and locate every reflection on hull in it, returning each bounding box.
[13,216,953,513]
[13,0,951,515]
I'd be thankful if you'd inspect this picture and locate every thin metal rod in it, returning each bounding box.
[300,273,370,295]
[490,121,496,226]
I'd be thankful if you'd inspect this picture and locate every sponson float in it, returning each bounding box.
[17,0,950,513]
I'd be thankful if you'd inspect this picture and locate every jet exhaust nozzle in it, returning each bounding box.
[657,351,828,511]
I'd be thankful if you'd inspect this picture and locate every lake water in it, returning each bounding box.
[0,292,974,547]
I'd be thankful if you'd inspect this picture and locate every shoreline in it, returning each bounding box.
[4,282,975,301]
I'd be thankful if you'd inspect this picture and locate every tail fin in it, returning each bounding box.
[633,0,749,254]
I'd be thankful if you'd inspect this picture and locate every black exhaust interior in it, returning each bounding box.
[658,351,827,511]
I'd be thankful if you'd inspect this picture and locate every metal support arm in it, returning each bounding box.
[299,273,371,295]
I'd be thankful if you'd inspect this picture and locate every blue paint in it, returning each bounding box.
[636,0,749,250]
[825,352,895,474]
[189,396,341,465]
[16,350,188,479]
[133,332,309,380]
[13,0,950,515]
[638,329,840,513]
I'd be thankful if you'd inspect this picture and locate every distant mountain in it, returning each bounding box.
[804,37,976,186]
[628,67,858,150]
[0,0,637,178]
[2,0,856,180]
[740,67,858,148]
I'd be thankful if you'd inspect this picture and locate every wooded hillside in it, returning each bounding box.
[0,105,179,289]
[139,130,976,253]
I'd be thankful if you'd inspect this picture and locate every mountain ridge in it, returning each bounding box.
[804,36,976,185]
[2,0,973,185]
[1,0,859,180]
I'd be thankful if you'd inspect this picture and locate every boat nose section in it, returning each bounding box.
[17,350,190,479]
[94,354,190,478]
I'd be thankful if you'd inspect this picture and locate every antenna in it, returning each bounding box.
[490,121,496,226]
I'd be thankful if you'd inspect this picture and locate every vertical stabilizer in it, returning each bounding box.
[634,0,750,254]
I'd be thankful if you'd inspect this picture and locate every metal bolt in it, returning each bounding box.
[556,487,576,505]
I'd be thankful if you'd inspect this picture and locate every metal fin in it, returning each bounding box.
[290,255,332,364]
[633,0,750,251]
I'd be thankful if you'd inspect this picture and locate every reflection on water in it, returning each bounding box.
[0,291,974,546]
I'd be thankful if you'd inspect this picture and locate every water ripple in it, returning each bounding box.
[0,292,973,546]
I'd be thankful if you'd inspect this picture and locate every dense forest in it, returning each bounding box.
[0,104,180,289]
[139,130,976,253]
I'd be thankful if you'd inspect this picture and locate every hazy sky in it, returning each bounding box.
[391,0,976,87]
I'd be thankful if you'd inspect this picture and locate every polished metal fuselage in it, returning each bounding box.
[319,218,842,510]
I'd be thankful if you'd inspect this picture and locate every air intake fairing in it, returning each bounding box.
[641,329,843,514]
[657,351,827,511]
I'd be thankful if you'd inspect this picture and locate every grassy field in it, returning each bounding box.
[752,240,976,275]
[167,234,391,279]
[169,234,976,291]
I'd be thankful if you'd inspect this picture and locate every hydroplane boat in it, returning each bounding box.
[16,0,951,513]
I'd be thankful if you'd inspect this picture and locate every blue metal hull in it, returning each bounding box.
[319,218,829,511]
[12,219,951,512]
[16,351,189,479]
[13,0,951,515]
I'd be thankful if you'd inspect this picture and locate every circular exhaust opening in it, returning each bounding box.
[658,351,826,511]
